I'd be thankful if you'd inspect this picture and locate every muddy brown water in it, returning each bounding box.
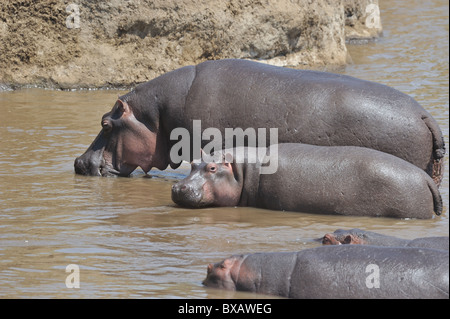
[0,0,448,298]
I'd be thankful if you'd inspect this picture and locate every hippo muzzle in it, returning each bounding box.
[74,154,102,176]
[74,151,119,177]
[171,181,207,208]
[74,130,123,177]
[74,130,105,176]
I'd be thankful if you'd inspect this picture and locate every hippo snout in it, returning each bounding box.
[74,156,90,175]
[171,183,183,198]
[74,155,102,176]
[171,182,205,208]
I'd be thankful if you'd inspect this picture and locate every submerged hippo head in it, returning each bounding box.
[203,254,259,292]
[202,256,242,290]
[171,151,243,208]
[322,229,368,245]
[74,99,170,177]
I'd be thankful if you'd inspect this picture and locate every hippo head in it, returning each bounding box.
[74,99,170,177]
[322,230,367,245]
[202,255,244,290]
[171,151,243,208]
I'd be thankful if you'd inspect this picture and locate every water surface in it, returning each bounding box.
[0,0,448,298]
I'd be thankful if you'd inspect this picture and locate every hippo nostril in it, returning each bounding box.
[173,183,187,192]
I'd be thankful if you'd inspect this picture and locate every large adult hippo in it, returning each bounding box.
[202,245,449,298]
[171,144,442,219]
[322,228,449,250]
[74,59,445,185]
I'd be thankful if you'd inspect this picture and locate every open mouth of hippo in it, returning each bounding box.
[75,146,153,177]
[100,165,137,177]
[99,158,121,177]
[100,150,139,177]
[74,144,138,177]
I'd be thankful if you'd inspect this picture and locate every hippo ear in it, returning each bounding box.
[322,234,333,245]
[221,257,236,270]
[222,152,242,182]
[117,99,131,115]
[222,151,234,163]
[190,161,200,170]
[206,263,213,274]
[222,152,235,172]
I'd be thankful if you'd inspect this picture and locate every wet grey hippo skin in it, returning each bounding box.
[202,245,449,299]
[74,59,445,184]
[322,228,449,251]
[172,144,442,219]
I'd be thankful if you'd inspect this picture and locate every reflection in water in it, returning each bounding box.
[0,0,448,298]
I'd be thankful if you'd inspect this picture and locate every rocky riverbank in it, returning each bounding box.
[0,0,382,90]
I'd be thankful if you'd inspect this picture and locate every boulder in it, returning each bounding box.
[344,0,383,43]
[0,0,377,89]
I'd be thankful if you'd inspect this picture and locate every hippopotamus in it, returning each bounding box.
[202,245,449,298]
[74,59,445,185]
[171,144,442,219]
[322,228,449,250]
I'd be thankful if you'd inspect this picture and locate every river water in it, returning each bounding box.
[0,0,448,298]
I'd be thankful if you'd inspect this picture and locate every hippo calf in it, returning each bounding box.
[172,144,442,219]
[322,228,449,250]
[203,245,449,298]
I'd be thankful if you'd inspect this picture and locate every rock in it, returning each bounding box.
[0,0,376,89]
[344,0,383,43]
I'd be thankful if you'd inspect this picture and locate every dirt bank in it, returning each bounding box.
[0,0,382,90]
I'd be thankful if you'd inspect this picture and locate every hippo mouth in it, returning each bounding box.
[99,159,121,177]
[172,192,208,208]
[74,146,136,177]
[100,153,138,177]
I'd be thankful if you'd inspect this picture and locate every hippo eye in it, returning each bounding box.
[209,165,216,173]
